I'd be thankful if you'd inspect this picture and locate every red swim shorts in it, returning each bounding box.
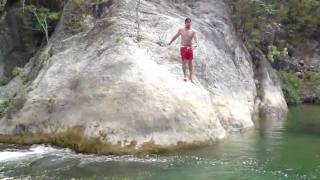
[180,47,193,62]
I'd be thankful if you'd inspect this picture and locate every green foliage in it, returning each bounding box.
[281,0,320,40]
[281,48,288,56]
[231,1,277,52]
[11,67,24,77]
[278,71,320,105]
[26,5,61,31]
[63,0,95,34]
[227,0,320,45]
[70,0,86,9]
[267,45,281,63]
[22,0,65,11]
[22,5,61,31]
[278,71,301,105]
[304,71,320,90]
[0,99,11,118]
[228,0,320,105]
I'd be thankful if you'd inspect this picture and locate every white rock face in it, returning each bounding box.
[0,0,287,147]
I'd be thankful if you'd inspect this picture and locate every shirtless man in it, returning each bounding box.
[168,17,198,82]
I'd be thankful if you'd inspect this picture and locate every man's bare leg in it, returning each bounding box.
[188,60,194,83]
[182,61,187,81]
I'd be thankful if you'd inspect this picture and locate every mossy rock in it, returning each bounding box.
[0,126,215,155]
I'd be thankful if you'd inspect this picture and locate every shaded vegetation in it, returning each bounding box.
[304,71,320,90]
[63,0,95,34]
[0,98,12,118]
[228,0,320,104]
[278,71,301,105]
[279,70,320,105]
[228,0,320,47]
[6,0,65,45]
[21,5,61,43]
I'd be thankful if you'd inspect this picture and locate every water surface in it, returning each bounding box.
[0,105,319,179]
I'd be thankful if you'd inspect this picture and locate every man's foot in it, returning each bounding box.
[184,77,187,82]
[189,76,194,83]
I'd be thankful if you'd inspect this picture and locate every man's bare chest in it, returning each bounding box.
[181,30,194,39]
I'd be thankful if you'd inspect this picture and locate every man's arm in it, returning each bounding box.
[168,29,181,45]
[193,31,198,47]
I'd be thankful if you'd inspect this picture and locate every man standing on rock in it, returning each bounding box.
[168,17,198,83]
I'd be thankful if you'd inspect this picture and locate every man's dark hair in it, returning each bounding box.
[185,18,191,23]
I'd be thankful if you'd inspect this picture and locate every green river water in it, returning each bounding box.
[0,105,319,179]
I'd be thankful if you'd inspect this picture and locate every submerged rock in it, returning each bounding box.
[0,0,287,153]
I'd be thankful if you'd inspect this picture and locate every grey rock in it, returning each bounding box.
[0,0,6,13]
[272,55,302,72]
[0,0,287,149]
[252,49,288,127]
[0,6,36,84]
[0,13,15,83]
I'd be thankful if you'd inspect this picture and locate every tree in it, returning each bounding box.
[21,5,61,45]
[32,8,49,44]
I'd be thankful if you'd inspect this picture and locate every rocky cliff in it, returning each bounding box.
[0,0,287,154]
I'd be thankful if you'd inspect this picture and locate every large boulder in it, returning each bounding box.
[0,0,287,153]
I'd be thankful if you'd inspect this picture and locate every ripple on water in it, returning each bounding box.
[0,106,319,179]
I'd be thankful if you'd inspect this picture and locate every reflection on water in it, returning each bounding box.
[0,105,319,179]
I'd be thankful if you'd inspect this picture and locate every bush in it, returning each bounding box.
[227,0,320,46]
[278,71,301,104]
[0,99,11,118]
[11,67,24,77]
[267,45,281,63]
[22,5,61,30]
[63,0,95,34]
[19,3,62,44]
[304,71,320,90]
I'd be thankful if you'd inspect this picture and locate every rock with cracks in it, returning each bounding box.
[0,0,287,153]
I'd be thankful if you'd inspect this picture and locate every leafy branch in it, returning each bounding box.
[21,5,61,45]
